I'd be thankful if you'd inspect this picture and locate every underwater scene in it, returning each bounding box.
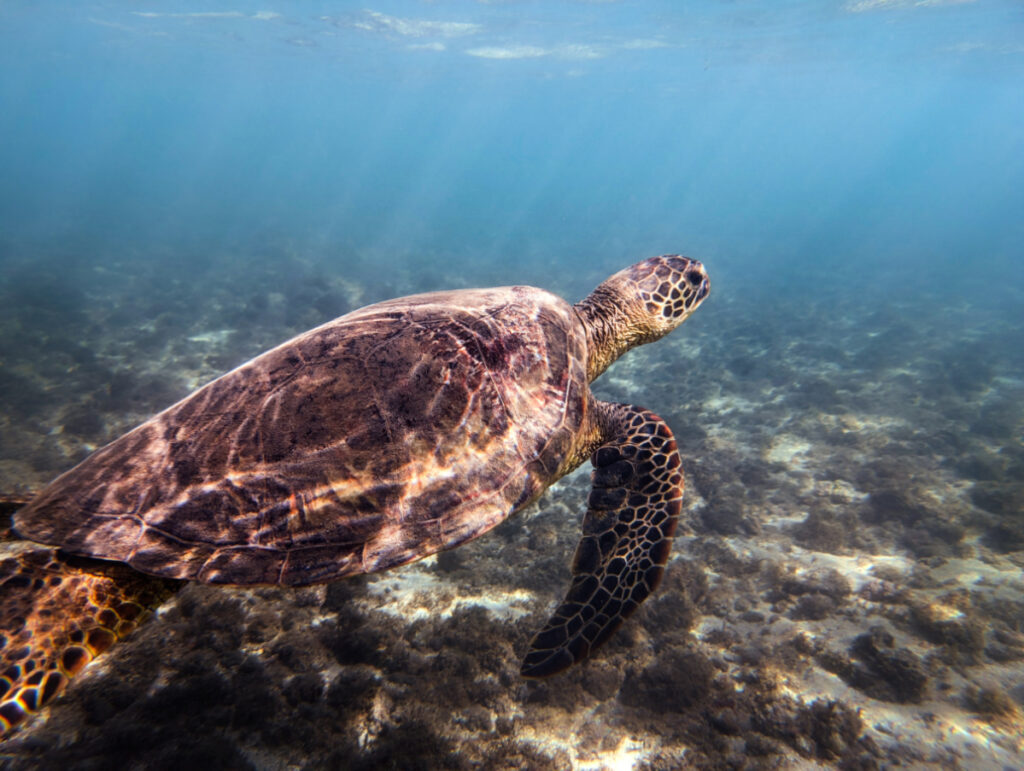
[1,1,1023,769]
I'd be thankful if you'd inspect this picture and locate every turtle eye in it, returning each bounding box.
[685,270,703,288]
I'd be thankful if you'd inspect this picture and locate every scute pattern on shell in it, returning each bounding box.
[15,287,589,586]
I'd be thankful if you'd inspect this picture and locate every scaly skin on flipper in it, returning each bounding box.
[0,497,176,736]
[521,402,684,677]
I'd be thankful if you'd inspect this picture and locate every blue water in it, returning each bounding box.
[2,2,1022,291]
[2,3,1024,769]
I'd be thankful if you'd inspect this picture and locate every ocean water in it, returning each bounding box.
[1,2,1022,769]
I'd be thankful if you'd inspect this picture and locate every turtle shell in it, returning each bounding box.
[14,287,590,586]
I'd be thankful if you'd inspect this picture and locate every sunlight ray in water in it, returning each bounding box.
[0,0,1021,767]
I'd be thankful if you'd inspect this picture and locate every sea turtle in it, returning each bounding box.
[0,254,710,736]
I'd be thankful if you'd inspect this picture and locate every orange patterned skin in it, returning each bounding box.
[2,255,710,734]
[0,498,175,735]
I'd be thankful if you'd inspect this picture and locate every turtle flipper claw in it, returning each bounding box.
[521,403,684,677]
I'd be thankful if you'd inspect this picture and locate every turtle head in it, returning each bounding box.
[576,255,710,381]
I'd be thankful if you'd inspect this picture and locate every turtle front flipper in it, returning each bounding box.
[521,402,684,677]
[0,497,177,737]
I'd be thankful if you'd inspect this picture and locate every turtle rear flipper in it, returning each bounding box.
[0,508,176,737]
[521,403,684,677]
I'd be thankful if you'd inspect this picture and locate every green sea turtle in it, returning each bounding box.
[0,255,709,736]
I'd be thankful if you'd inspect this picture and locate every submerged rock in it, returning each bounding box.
[818,626,929,704]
